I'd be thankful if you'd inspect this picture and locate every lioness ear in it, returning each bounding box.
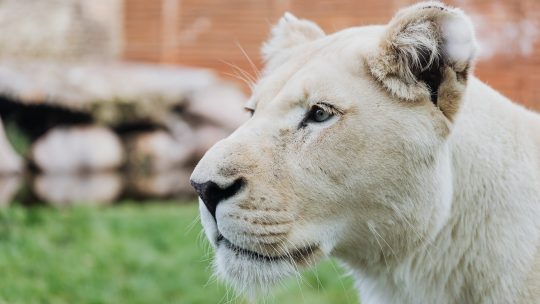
[367,2,477,120]
[262,12,325,62]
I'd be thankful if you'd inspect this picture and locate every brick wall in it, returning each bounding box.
[123,0,540,110]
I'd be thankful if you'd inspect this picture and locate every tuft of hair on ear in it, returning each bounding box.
[367,1,477,120]
[261,12,325,63]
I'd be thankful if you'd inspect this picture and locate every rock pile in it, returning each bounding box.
[0,61,249,205]
[0,0,250,205]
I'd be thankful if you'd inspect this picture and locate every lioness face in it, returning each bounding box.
[191,2,475,296]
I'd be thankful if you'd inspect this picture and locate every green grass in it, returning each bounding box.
[0,203,358,304]
[4,118,31,156]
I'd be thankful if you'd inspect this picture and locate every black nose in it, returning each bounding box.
[190,178,244,220]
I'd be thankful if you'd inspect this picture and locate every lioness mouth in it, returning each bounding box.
[218,234,318,263]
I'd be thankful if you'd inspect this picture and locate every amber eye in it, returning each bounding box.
[307,105,332,123]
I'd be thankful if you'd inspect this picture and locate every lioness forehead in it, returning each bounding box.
[247,25,385,111]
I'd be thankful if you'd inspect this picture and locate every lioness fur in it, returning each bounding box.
[191,2,540,303]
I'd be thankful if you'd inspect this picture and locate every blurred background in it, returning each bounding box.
[0,0,538,303]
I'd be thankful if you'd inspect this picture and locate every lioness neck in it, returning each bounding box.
[349,77,540,304]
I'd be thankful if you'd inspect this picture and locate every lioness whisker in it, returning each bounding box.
[235,41,261,79]
[222,71,254,90]
[368,222,391,273]
[220,60,257,84]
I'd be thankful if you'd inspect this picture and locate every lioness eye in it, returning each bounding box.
[308,106,332,123]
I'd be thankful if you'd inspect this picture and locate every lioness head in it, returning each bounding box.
[191,1,476,296]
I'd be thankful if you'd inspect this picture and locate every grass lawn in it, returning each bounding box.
[0,202,358,304]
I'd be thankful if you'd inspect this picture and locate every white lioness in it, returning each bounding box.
[190,2,540,303]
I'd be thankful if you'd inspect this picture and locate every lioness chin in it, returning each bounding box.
[190,2,540,303]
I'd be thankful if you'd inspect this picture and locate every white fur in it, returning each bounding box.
[353,78,540,303]
[441,13,477,71]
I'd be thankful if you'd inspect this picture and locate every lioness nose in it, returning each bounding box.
[190,178,244,220]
